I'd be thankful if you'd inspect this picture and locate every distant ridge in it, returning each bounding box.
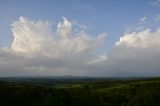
[0,75,158,80]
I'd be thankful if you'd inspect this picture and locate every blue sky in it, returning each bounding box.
[0,0,160,48]
[0,0,160,76]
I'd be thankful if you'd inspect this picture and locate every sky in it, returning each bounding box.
[0,0,160,77]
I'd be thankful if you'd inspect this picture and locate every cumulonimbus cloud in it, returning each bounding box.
[11,16,106,57]
[0,16,107,76]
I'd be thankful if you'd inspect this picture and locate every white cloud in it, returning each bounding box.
[151,0,160,7]
[11,16,54,56]
[57,17,72,39]
[139,17,147,22]
[1,16,160,77]
[155,15,160,22]
[115,29,154,48]
[0,16,107,76]
[11,17,106,57]
[106,28,160,76]
[87,55,108,64]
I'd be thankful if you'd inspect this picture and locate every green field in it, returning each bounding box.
[0,77,160,106]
